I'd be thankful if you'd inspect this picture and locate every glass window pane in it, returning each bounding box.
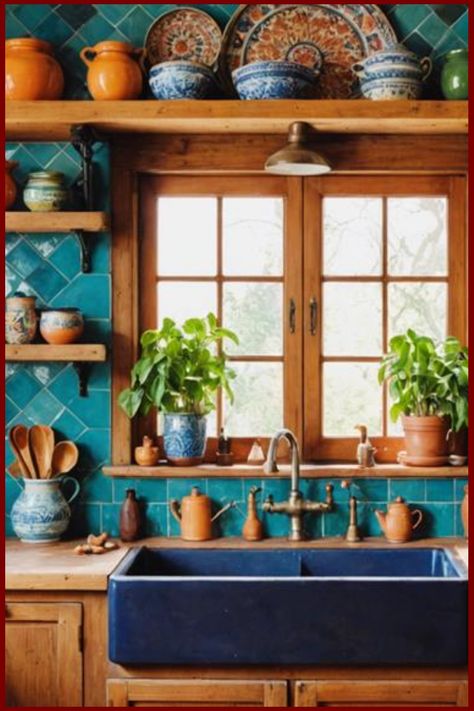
[223,283,283,356]
[223,198,283,276]
[388,198,447,276]
[388,283,447,342]
[323,198,382,276]
[323,283,382,356]
[323,363,382,436]
[387,398,404,436]
[157,282,217,327]
[223,362,283,436]
[157,198,217,275]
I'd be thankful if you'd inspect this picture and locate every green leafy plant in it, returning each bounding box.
[119,314,239,418]
[378,330,468,432]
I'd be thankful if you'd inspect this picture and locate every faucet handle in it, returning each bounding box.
[325,483,334,505]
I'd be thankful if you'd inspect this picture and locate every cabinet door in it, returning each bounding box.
[5,602,83,708]
[295,680,468,707]
[107,679,288,707]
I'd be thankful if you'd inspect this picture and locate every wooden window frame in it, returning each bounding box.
[110,133,467,467]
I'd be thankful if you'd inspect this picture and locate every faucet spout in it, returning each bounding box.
[263,428,300,492]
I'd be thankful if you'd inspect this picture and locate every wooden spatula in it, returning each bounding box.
[51,441,79,477]
[10,425,36,478]
[29,425,53,480]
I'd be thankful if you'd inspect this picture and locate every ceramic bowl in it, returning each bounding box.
[149,60,216,99]
[232,60,319,100]
[360,76,423,100]
[40,308,84,345]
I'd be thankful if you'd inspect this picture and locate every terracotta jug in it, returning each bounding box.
[119,489,142,542]
[5,160,18,209]
[375,497,423,544]
[6,38,64,100]
[461,485,468,538]
[134,435,160,466]
[80,41,144,100]
[242,486,263,541]
[169,486,233,541]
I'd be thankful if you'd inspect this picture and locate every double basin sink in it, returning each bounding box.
[109,546,467,666]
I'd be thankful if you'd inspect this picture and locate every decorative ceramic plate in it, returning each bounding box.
[219,4,397,97]
[145,7,222,68]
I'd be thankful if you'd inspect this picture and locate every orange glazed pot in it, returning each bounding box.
[80,41,144,100]
[5,38,64,100]
[5,160,18,209]
[399,415,450,467]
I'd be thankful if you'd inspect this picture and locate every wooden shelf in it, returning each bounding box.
[5,100,468,140]
[5,211,109,233]
[5,344,107,362]
[103,463,468,479]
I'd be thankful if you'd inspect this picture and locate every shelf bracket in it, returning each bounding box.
[72,229,91,273]
[70,124,99,210]
[73,362,92,397]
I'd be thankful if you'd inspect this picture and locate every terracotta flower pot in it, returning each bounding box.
[40,308,84,345]
[80,41,144,100]
[5,38,64,100]
[5,160,18,209]
[399,415,449,467]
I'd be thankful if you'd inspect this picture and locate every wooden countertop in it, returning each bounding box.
[5,536,467,591]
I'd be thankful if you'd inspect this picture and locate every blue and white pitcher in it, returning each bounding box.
[11,476,80,543]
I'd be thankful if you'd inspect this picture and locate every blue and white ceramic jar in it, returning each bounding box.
[163,413,207,466]
[353,44,431,100]
[233,60,320,99]
[149,60,216,99]
[23,171,69,212]
[11,477,80,543]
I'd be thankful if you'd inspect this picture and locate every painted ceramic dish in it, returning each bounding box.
[149,61,216,99]
[219,4,397,97]
[233,60,319,99]
[145,7,222,68]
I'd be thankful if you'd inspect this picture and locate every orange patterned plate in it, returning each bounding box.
[145,7,222,68]
[219,4,397,97]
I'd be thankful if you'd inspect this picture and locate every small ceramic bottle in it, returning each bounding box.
[441,49,468,100]
[242,486,263,541]
[461,484,468,538]
[119,489,142,542]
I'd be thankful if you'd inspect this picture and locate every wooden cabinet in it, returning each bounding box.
[107,679,288,707]
[5,601,83,707]
[294,679,468,707]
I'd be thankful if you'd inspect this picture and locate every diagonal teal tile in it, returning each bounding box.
[81,470,112,503]
[56,4,97,30]
[5,265,22,296]
[23,390,64,425]
[5,397,20,427]
[6,369,42,409]
[11,4,52,32]
[80,13,116,45]
[116,6,154,46]
[51,274,110,318]
[27,263,68,303]
[51,408,86,441]
[48,366,79,406]
[94,4,137,24]
[66,391,110,429]
[25,234,65,259]
[31,362,66,386]
[49,236,81,280]
[5,235,21,254]
[35,12,74,47]
[6,14,31,39]
[76,429,111,470]
[6,241,43,279]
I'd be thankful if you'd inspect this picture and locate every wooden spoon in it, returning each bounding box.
[9,425,35,478]
[29,425,53,480]
[51,441,79,477]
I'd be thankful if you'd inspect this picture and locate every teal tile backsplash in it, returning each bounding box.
[5,4,468,540]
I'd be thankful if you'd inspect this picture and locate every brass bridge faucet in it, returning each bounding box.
[262,429,333,541]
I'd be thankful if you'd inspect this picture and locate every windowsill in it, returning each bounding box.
[102,463,468,479]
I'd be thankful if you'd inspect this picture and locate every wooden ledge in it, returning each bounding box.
[5,100,468,140]
[5,211,109,233]
[103,463,468,479]
[6,344,107,362]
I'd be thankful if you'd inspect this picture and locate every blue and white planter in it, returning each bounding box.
[11,477,80,543]
[163,413,207,466]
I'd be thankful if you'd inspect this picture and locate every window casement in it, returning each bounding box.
[135,174,466,464]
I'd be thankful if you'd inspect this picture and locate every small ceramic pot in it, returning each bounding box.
[40,308,84,345]
[5,293,37,344]
[233,60,320,99]
[23,171,68,212]
[5,160,18,209]
[134,436,160,466]
[353,44,431,82]
[441,49,468,100]
[80,41,145,100]
[163,413,207,466]
[359,77,423,100]
[149,60,216,99]
[6,37,64,100]
[11,476,80,543]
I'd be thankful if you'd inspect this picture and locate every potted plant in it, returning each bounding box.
[379,330,468,466]
[119,314,239,466]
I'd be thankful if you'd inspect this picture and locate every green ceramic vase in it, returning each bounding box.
[441,49,468,100]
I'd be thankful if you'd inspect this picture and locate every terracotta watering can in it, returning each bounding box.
[375,497,423,544]
[169,486,234,541]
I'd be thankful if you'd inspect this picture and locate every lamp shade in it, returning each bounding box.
[264,121,331,176]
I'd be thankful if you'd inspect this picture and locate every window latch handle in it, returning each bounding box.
[310,298,318,336]
[289,298,296,334]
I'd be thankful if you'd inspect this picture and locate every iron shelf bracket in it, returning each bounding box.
[73,362,92,397]
[70,124,99,210]
[71,229,92,273]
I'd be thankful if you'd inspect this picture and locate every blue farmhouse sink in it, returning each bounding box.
[109,547,467,666]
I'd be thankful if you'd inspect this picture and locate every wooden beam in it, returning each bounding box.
[5,344,107,362]
[5,211,109,233]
